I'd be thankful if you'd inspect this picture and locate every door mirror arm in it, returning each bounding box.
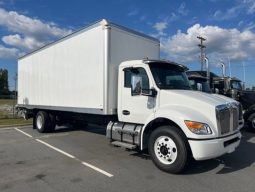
[141,88,157,97]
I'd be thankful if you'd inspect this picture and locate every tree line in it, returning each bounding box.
[0,68,9,96]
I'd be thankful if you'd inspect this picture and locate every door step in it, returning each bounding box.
[111,141,137,149]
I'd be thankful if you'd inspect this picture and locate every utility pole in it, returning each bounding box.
[197,36,206,71]
[242,61,246,87]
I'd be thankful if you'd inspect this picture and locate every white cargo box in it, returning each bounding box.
[17,19,160,115]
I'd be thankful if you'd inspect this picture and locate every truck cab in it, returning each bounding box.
[107,59,243,173]
[186,71,211,93]
[212,76,243,100]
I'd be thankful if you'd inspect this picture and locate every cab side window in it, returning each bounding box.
[124,68,150,91]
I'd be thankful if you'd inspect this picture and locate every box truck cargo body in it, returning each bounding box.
[18,19,160,115]
[17,19,243,174]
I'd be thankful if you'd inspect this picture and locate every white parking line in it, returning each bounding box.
[35,139,76,159]
[15,128,33,138]
[14,128,114,178]
[81,162,113,177]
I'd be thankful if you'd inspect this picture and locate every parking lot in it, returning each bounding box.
[0,125,254,192]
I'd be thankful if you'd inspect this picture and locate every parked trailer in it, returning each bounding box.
[17,19,243,173]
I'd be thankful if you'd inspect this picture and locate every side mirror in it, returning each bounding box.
[131,75,142,96]
[196,83,202,91]
[142,88,157,97]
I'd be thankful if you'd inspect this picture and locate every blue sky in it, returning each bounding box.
[0,0,255,90]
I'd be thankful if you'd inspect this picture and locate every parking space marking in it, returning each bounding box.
[35,139,76,159]
[81,162,113,177]
[14,128,114,178]
[15,128,33,138]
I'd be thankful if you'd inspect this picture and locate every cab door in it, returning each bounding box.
[119,67,156,124]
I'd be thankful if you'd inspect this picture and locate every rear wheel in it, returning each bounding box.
[148,126,190,174]
[35,111,51,133]
[48,113,56,132]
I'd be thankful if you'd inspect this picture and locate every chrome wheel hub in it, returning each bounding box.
[154,136,177,165]
[36,115,43,130]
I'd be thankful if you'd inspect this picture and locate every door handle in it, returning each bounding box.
[122,110,130,115]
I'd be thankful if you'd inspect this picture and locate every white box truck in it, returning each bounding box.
[17,19,244,173]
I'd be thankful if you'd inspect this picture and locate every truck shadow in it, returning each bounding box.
[128,128,255,175]
[55,124,255,174]
[54,124,106,136]
[184,129,255,175]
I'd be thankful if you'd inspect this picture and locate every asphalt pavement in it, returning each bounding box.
[0,125,254,192]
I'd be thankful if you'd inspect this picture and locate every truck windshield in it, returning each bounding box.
[149,63,191,90]
[230,80,242,90]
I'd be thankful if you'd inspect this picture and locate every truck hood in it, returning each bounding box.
[160,90,235,108]
[158,90,241,138]
[212,93,239,104]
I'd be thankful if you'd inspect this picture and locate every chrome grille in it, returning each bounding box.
[216,103,239,135]
[218,107,230,134]
[233,107,239,131]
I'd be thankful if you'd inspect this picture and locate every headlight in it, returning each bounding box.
[184,120,212,135]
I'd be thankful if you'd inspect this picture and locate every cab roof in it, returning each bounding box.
[120,59,189,71]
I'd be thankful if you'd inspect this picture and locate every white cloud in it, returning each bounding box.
[245,22,255,30]
[242,0,255,14]
[213,1,255,21]
[153,21,168,36]
[178,2,188,16]
[213,5,241,20]
[0,44,19,59]
[152,13,178,37]
[2,34,44,50]
[0,7,72,52]
[161,24,255,64]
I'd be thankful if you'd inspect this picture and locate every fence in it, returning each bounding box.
[0,95,18,119]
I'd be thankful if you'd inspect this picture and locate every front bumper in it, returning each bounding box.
[188,132,242,161]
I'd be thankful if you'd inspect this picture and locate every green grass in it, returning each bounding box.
[0,118,32,128]
[0,99,16,105]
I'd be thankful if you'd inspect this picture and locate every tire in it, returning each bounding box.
[148,126,190,174]
[35,111,51,133]
[247,113,255,132]
[48,113,56,132]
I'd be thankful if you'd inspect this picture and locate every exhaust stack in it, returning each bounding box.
[220,62,226,77]
[204,57,210,84]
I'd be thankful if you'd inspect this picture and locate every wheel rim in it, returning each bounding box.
[36,115,43,130]
[154,136,177,165]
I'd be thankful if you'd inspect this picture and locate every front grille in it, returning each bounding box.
[233,107,239,131]
[218,107,231,134]
[216,103,240,135]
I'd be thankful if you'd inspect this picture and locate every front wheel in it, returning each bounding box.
[247,113,255,132]
[148,126,190,174]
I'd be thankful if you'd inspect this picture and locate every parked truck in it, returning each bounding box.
[187,70,255,131]
[17,19,243,173]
